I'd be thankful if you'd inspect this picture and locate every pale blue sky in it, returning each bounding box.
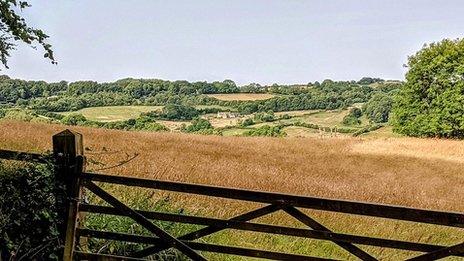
[4,0,464,85]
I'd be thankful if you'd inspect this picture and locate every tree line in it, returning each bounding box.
[0,76,400,117]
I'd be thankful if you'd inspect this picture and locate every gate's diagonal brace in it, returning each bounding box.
[132,203,283,258]
[83,181,207,261]
[406,242,464,261]
[283,206,377,261]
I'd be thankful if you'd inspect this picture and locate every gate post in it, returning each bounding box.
[53,129,85,261]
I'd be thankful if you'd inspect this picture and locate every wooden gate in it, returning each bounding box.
[0,129,463,260]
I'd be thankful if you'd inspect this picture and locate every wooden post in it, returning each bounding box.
[53,129,84,261]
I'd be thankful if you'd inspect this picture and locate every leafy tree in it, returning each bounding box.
[60,113,87,125]
[157,104,199,120]
[363,92,392,123]
[183,118,213,133]
[391,38,464,138]
[254,111,275,122]
[343,107,362,125]
[357,77,384,85]
[0,0,55,68]
[239,118,254,127]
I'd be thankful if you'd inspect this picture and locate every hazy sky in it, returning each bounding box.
[4,0,464,85]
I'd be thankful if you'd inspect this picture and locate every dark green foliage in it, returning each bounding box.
[352,124,383,137]
[60,113,87,125]
[239,118,254,127]
[196,107,232,114]
[155,104,199,121]
[357,77,384,85]
[343,108,362,125]
[253,111,275,122]
[182,118,213,133]
[363,92,393,123]
[0,161,65,260]
[0,76,398,115]
[0,1,55,69]
[132,115,168,131]
[234,81,376,114]
[243,125,286,137]
[391,38,464,138]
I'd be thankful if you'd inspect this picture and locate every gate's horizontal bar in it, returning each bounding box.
[82,172,464,228]
[80,204,462,255]
[74,250,147,260]
[77,228,337,261]
[0,149,48,163]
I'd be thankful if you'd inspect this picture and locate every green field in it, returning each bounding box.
[221,128,250,136]
[59,106,163,122]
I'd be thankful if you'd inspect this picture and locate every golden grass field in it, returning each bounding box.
[206,93,275,101]
[1,120,463,260]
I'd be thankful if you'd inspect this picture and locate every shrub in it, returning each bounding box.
[60,113,88,126]
[239,118,254,127]
[0,161,65,260]
[3,109,35,121]
[254,111,275,122]
[342,108,362,125]
[243,125,286,137]
[140,122,169,132]
[352,124,383,136]
[183,118,213,133]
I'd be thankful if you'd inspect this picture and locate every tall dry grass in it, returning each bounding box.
[1,120,463,260]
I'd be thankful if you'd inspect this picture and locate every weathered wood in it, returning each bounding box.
[132,204,282,258]
[77,229,337,261]
[74,250,147,261]
[83,180,207,261]
[53,129,84,261]
[80,204,462,255]
[82,172,464,228]
[283,206,376,261]
[0,149,48,163]
[406,242,464,260]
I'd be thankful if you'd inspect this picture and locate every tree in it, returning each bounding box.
[183,118,213,133]
[60,113,87,125]
[363,92,392,123]
[357,77,384,85]
[0,0,55,69]
[391,38,464,138]
[158,104,199,120]
[343,107,362,125]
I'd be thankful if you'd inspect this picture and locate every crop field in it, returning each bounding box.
[1,120,463,260]
[58,106,163,122]
[206,93,275,101]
